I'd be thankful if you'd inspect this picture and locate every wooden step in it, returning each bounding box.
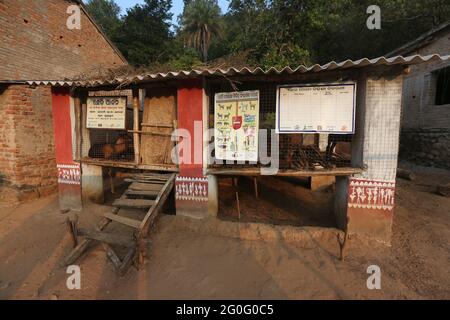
[77,228,135,246]
[125,178,166,184]
[104,212,142,229]
[128,182,164,192]
[112,197,156,209]
[125,189,159,197]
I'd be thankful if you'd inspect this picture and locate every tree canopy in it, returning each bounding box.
[85,0,450,68]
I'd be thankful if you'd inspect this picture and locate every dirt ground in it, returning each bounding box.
[0,163,449,300]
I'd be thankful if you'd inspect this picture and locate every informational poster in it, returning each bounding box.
[276,83,356,134]
[86,96,127,129]
[215,91,260,161]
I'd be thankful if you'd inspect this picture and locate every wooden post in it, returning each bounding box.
[132,88,141,165]
[74,95,82,161]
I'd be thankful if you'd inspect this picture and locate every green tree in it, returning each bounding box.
[85,0,122,37]
[180,0,223,62]
[114,0,173,66]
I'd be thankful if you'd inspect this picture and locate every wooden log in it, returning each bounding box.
[397,168,416,181]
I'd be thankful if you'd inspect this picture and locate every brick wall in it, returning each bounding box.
[0,0,126,80]
[0,85,57,205]
[399,29,450,168]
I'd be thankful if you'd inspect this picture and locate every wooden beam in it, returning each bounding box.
[77,158,178,172]
[73,96,82,161]
[206,167,364,177]
[102,243,122,270]
[138,174,176,233]
[119,246,136,276]
[103,212,143,228]
[141,123,173,128]
[77,228,135,247]
[125,189,159,197]
[132,88,141,165]
[63,216,113,266]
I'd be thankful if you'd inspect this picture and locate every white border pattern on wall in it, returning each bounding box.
[348,178,395,211]
[175,176,208,202]
[57,164,81,185]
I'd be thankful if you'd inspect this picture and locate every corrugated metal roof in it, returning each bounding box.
[24,54,450,88]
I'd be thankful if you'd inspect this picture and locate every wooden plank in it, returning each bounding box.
[112,197,156,209]
[128,130,174,137]
[78,158,178,172]
[206,167,364,177]
[131,174,171,180]
[138,174,176,233]
[102,243,122,270]
[63,217,112,266]
[74,95,82,161]
[77,228,135,246]
[119,246,136,276]
[129,182,164,192]
[125,178,166,184]
[125,189,159,197]
[132,88,141,165]
[104,212,143,228]
[141,123,173,128]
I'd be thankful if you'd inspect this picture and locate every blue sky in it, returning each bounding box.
[115,0,229,26]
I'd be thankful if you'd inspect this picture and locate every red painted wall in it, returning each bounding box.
[51,88,81,210]
[177,80,204,177]
[52,88,73,164]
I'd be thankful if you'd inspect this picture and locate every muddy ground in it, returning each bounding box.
[0,163,449,300]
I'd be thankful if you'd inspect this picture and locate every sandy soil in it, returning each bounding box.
[0,163,449,300]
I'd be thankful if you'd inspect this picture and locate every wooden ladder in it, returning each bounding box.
[64,172,176,276]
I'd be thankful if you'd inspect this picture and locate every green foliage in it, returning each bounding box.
[86,0,450,69]
[180,0,223,62]
[85,0,121,36]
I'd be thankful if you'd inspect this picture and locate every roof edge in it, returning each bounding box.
[20,54,450,88]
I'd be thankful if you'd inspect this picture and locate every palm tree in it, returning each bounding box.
[180,0,222,62]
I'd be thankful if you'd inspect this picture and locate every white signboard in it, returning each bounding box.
[276,83,356,134]
[215,91,260,162]
[86,96,127,129]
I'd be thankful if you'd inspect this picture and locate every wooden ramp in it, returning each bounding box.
[64,172,176,276]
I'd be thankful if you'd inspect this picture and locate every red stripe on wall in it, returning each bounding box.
[177,80,204,177]
[51,88,73,164]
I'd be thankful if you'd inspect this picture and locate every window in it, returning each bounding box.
[435,66,450,105]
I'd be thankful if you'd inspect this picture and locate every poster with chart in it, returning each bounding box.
[215,91,259,162]
[276,83,356,134]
